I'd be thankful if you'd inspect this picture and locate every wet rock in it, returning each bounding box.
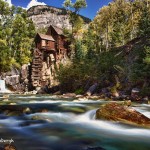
[96,102,150,128]
[66,107,85,113]
[86,95,102,100]
[31,115,52,122]
[3,110,10,115]
[142,96,149,103]
[3,94,9,99]
[36,85,60,94]
[2,99,9,102]
[31,90,37,94]
[41,109,49,113]
[0,105,31,116]
[123,100,132,106]
[23,107,31,114]
[131,88,140,100]
[36,87,47,94]
[76,95,83,98]
[7,111,22,116]
[9,103,17,105]
[19,120,47,127]
[47,85,60,94]
[142,96,149,101]
[62,93,76,98]
[53,91,61,95]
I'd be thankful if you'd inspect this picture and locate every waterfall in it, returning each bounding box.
[0,80,11,93]
[0,80,6,92]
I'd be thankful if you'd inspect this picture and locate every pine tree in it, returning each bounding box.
[138,0,150,37]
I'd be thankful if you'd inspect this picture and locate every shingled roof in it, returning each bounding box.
[38,33,55,41]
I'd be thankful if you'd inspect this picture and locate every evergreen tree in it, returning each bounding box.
[63,0,87,58]
[138,0,150,37]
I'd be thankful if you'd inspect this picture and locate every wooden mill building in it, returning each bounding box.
[31,25,69,88]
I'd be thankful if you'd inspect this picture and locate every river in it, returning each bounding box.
[0,94,150,150]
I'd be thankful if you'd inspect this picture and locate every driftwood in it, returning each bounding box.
[85,83,98,96]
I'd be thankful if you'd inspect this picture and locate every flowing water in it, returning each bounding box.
[0,94,150,150]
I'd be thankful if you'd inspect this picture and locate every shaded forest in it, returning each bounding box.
[57,0,150,96]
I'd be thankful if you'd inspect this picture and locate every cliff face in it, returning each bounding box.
[27,5,91,29]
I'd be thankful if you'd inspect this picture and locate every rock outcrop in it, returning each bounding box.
[27,5,91,29]
[0,65,29,92]
[96,102,150,128]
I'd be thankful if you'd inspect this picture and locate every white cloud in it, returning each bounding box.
[27,0,46,10]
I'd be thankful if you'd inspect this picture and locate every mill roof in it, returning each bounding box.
[38,33,55,41]
[51,25,63,35]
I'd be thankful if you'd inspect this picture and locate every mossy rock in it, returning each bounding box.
[96,102,150,128]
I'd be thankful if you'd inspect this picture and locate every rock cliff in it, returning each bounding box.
[27,5,91,29]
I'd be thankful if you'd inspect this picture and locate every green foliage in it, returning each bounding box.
[0,1,36,72]
[128,39,150,89]
[63,0,87,13]
[57,49,124,92]
[90,0,149,49]
[0,42,12,72]
[37,27,47,34]
[75,88,84,94]
[74,0,87,13]
[57,59,98,92]
[63,0,87,58]
[74,39,85,60]
[58,0,150,94]
[143,46,150,64]
[12,11,35,65]
[140,87,150,96]
[63,0,72,9]
[138,1,150,37]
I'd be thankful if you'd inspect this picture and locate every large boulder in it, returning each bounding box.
[96,102,150,128]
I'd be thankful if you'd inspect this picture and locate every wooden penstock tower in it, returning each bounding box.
[31,25,69,88]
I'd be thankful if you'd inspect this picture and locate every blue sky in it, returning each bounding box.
[11,0,112,19]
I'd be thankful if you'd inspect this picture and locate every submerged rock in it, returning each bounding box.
[85,147,105,150]
[7,111,22,116]
[96,102,150,128]
[19,120,47,127]
[23,107,32,114]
